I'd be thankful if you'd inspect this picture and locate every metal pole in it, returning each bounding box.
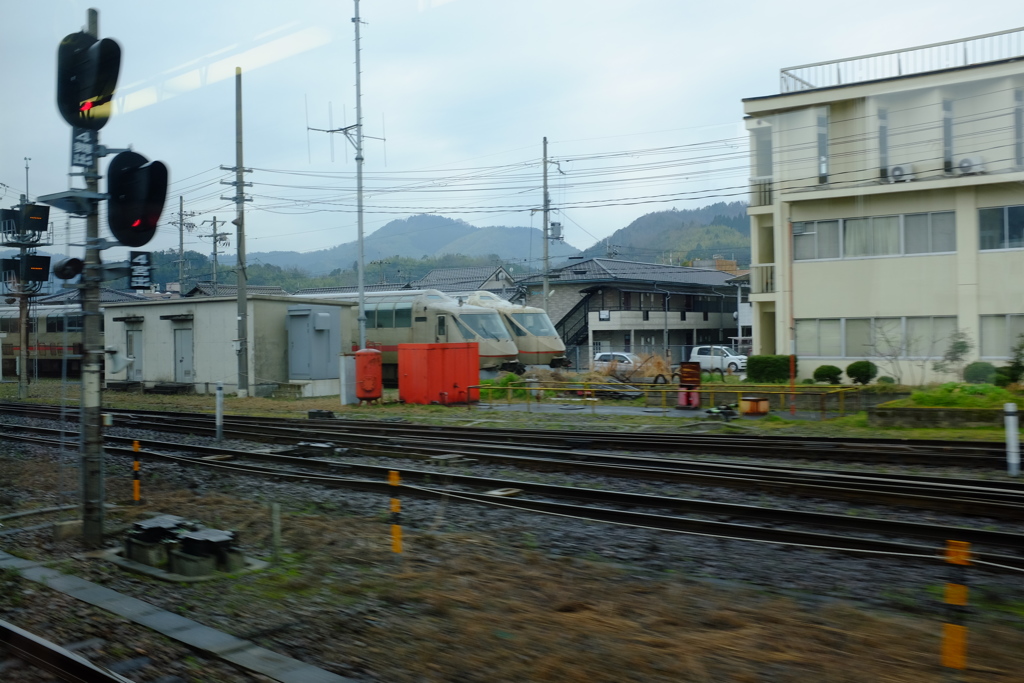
[234,67,249,397]
[17,203,28,400]
[81,7,105,547]
[216,381,224,441]
[1006,402,1020,476]
[541,136,550,313]
[354,0,367,350]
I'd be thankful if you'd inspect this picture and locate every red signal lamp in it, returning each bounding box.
[79,101,95,112]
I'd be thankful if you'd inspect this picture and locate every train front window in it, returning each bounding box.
[510,313,556,337]
[459,313,511,340]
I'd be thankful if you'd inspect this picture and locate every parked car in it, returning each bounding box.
[592,352,644,373]
[690,345,747,373]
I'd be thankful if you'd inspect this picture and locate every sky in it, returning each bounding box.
[1,0,1019,271]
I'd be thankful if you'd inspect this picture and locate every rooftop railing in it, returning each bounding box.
[780,27,1024,93]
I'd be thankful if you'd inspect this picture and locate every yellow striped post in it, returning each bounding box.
[388,470,402,554]
[132,440,141,505]
[941,540,970,672]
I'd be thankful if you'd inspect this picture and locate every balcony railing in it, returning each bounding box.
[751,264,775,294]
[780,26,1024,93]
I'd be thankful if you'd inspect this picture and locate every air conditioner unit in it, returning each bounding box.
[887,164,915,182]
[956,155,986,175]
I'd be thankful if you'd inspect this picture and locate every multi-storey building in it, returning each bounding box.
[745,28,1024,382]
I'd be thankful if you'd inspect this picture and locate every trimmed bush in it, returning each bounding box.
[846,360,878,385]
[994,367,1014,388]
[963,361,997,384]
[813,365,843,384]
[801,378,815,385]
[876,376,895,384]
[747,355,797,383]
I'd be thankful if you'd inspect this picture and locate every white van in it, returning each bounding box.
[690,345,747,373]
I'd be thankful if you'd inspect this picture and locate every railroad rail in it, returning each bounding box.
[0,619,134,683]
[0,402,1008,468]
[5,427,1024,572]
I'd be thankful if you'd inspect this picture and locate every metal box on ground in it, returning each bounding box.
[287,305,342,381]
[355,348,383,402]
[398,343,480,405]
[740,396,770,415]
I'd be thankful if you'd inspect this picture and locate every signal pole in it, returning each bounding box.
[354,0,367,349]
[220,68,253,396]
[80,7,105,547]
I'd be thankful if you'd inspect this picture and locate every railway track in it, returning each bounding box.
[0,620,134,683]
[0,401,1009,468]
[5,426,1024,572]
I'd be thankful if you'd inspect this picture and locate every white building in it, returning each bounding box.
[103,295,356,396]
[745,28,1024,383]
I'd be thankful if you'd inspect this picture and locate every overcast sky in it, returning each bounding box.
[1,0,1019,269]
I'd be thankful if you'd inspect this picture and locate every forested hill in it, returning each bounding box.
[249,214,581,276]
[576,202,750,265]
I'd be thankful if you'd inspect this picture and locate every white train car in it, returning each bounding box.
[452,291,569,368]
[293,289,520,380]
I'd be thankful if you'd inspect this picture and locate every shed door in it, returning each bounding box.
[174,328,194,383]
[126,330,143,381]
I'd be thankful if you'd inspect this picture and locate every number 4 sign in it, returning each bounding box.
[129,251,152,290]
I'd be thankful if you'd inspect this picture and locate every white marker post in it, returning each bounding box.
[215,381,224,441]
[1005,402,1020,477]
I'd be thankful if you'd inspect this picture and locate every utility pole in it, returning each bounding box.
[354,0,367,349]
[200,216,230,295]
[542,136,550,313]
[220,68,253,396]
[174,196,196,295]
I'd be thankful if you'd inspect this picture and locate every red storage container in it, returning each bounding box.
[355,348,383,402]
[398,343,480,405]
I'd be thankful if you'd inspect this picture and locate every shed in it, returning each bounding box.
[102,295,356,397]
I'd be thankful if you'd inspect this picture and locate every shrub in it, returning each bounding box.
[747,355,796,383]
[910,382,1018,408]
[801,378,815,385]
[812,365,843,384]
[994,367,1014,388]
[963,361,997,384]
[845,360,878,385]
[876,376,895,384]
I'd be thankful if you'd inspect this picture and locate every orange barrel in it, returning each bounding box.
[677,389,700,409]
[355,348,383,402]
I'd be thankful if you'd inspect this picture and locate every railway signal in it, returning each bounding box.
[56,32,121,130]
[107,151,168,248]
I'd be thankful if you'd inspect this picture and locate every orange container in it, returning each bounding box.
[398,343,480,405]
[355,348,383,402]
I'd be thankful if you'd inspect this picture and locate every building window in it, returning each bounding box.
[980,314,1024,358]
[878,108,889,180]
[702,311,709,322]
[942,99,953,173]
[979,206,1024,250]
[794,212,955,261]
[642,310,650,321]
[1016,90,1024,168]
[796,316,955,357]
[817,109,829,184]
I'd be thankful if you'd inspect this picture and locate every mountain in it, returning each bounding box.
[249,215,581,276]
[576,202,750,265]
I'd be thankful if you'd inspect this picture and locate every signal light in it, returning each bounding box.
[57,32,121,131]
[107,151,168,248]
[0,255,52,283]
[53,257,85,281]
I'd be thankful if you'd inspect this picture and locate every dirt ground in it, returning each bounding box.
[3,448,1024,683]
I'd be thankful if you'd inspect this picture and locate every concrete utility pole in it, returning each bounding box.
[174,196,196,295]
[81,8,105,547]
[354,0,367,350]
[542,136,550,313]
[201,216,230,295]
[221,68,252,396]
